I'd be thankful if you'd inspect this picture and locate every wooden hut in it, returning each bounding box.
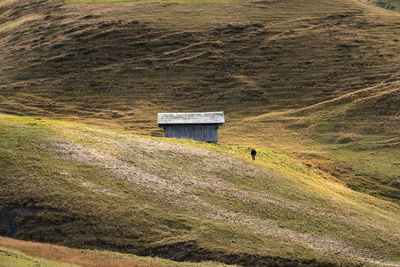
[158,112,225,143]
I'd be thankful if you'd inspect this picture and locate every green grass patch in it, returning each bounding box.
[51,43,66,49]
[366,0,400,11]
[0,248,77,267]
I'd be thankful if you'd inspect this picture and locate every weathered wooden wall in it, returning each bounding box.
[162,124,219,143]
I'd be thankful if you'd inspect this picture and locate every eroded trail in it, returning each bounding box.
[49,128,399,266]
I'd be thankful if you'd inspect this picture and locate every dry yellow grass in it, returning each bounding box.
[0,0,400,265]
[0,0,398,201]
[0,114,399,266]
[0,236,229,266]
[0,15,43,33]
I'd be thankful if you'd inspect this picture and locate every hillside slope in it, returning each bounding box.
[365,0,400,11]
[0,0,399,202]
[1,114,399,266]
[0,236,229,267]
[2,0,400,127]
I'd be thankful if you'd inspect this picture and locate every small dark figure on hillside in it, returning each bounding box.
[251,148,256,160]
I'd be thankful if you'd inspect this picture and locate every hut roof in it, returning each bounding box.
[158,112,224,125]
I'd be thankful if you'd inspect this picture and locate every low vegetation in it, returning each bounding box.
[0,236,229,266]
[0,0,399,265]
[0,0,399,203]
[365,0,400,11]
[0,114,399,266]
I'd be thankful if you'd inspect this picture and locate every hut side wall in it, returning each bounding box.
[163,124,219,143]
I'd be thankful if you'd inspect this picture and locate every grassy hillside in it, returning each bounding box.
[365,0,400,11]
[0,0,400,265]
[0,236,228,267]
[0,114,399,266]
[0,0,399,203]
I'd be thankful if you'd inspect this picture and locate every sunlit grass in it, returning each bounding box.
[1,113,398,264]
[1,0,400,263]
[0,15,42,33]
[0,237,230,267]
[0,247,79,267]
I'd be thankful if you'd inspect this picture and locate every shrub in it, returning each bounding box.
[337,133,361,144]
